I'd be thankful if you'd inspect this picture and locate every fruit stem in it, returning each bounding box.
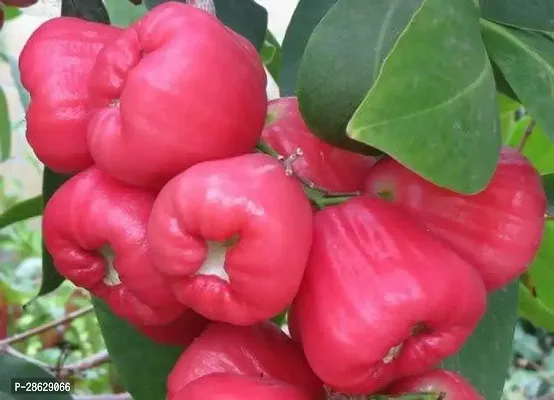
[256,141,359,208]
[518,119,536,152]
[256,141,280,158]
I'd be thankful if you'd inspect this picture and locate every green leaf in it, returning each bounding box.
[0,354,72,400]
[297,0,423,155]
[442,282,518,399]
[0,88,11,162]
[104,0,147,27]
[145,0,268,50]
[92,297,183,400]
[61,0,111,24]
[347,0,500,194]
[482,20,554,143]
[0,196,42,230]
[541,31,554,41]
[504,116,554,174]
[518,282,554,333]
[498,93,520,114]
[213,0,268,51]
[480,0,554,31]
[3,6,21,21]
[542,174,554,213]
[262,30,281,83]
[38,169,72,297]
[490,60,519,102]
[279,0,339,96]
[529,221,554,308]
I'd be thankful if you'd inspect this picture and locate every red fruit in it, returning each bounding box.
[87,2,267,189]
[262,97,377,193]
[3,0,38,7]
[135,309,208,346]
[385,369,484,400]
[167,321,324,399]
[42,167,185,327]
[171,373,312,400]
[290,196,487,394]
[364,146,547,291]
[146,153,313,325]
[19,18,121,173]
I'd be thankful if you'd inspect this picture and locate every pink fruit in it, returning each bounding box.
[365,146,546,291]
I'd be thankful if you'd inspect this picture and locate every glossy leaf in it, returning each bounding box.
[0,354,72,400]
[480,0,554,31]
[347,0,500,194]
[61,0,110,24]
[262,30,281,83]
[104,0,146,27]
[490,60,519,102]
[519,283,554,333]
[504,116,554,174]
[297,0,421,154]
[92,297,183,400]
[0,195,42,230]
[38,169,72,297]
[529,222,554,308]
[145,0,268,50]
[482,20,554,142]
[213,0,268,51]
[442,282,518,399]
[279,0,338,96]
[0,88,10,162]
[542,31,554,41]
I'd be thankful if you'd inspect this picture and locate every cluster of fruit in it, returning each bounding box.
[19,1,547,398]
[0,0,37,30]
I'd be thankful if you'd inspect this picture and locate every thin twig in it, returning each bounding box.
[518,119,536,152]
[5,346,110,378]
[256,141,281,158]
[58,350,110,378]
[0,305,94,349]
[284,148,361,197]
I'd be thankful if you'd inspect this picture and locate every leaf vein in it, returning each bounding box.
[482,19,554,76]
[372,0,402,79]
[351,57,490,132]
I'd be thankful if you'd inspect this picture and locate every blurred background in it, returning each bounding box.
[0,1,552,398]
